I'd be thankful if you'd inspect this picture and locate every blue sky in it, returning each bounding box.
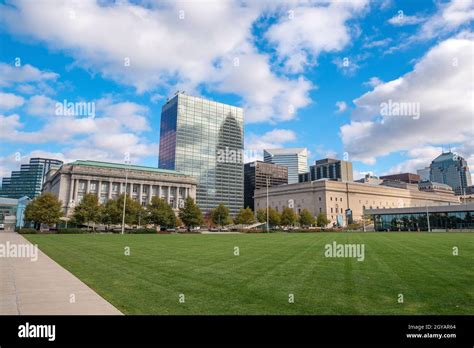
[0,0,473,180]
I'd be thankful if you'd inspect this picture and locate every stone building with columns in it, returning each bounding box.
[42,160,197,216]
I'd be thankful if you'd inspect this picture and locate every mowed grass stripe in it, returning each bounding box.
[25,233,474,315]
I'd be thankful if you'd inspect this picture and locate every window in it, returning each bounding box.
[133,185,138,193]
[143,186,148,194]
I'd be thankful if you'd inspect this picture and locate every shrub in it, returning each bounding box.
[57,228,89,234]
[17,228,38,234]
[126,228,157,234]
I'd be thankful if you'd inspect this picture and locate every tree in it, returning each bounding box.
[234,207,256,225]
[100,199,121,226]
[24,192,63,230]
[316,213,330,227]
[268,207,281,227]
[256,209,266,223]
[73,193,100,230]
[280,207,297,227]
[115,194,144,226]
[211,203,231,226]
[179,197,203,230]
[147,197,176,228]
[299,209,315,227]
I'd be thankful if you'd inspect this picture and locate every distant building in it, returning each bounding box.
[300,158,353,183]
[430,152,472,195]
[417,167,430,181]
[42,160,197,216]
[418,181,454,195]
[354,174,383,185]
[367,203,474,231]
[158,92,244,215]
[264,148,308,184]
[244,161,288,211]
[0,158,63,199]
[380,173,421,184]
[254,179,459,227]
[0,196,31,230]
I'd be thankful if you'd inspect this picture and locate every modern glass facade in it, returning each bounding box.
[370,205,474,231]
[159,93,244,215]
[0,158,63,199]
[430,152,472,195]
[263,148,308,184]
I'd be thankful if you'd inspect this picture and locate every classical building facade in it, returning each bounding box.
[254,179,460,226]
[42,160,197,216]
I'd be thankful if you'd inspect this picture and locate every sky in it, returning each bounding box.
[0,0,473,181]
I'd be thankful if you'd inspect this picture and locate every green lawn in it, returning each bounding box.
[25,232,474,315]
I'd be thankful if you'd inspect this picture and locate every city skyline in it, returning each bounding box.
[0,0,473,182]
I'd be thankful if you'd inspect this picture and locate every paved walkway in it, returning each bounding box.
[0,231,122,315]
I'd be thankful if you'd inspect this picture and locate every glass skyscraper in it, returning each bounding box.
[263,148,308,184]
[430,152,472,195]
[159,92,244,215]
[0,158,63,199]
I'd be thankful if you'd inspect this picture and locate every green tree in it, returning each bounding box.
[268,207,281,227]
[115,194,144,226]
[256,209,266,223]
[234,207,256,225]
[280,207,297,226]
[73,193,100,230]
[179,197,203,230]
[211,203,231,226]
[100,199,121,226]
[147,197,176,228]
[299,209,315,227]
[24,192,63,230]
[316,213,330,227]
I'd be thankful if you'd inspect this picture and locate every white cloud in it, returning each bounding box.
[388,13,425,26]
[0,62,58,87]
[363,76,383,88]
[0,0,316,123]
[384,146,443,175]
[335,101,348,113]
[26,95,57,116]
[341,34,474,165]
[0,92,24,110]
[265,0,369,73]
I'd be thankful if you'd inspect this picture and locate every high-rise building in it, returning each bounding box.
[300,158,353,183]
[158,92,244,215]
[244,161,288,211]
[263,148,308,184]
[0,158,63,199]
[417,167,430,181]
[429,152,472,195]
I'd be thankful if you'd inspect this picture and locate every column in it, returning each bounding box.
[97,180,102,198]
[167,186,171,205]
[139,183,143,204]
[86,180,91,194]
[108,181,113,199]
[68,177,74,204]
[73,179,79,201]
[149,184,153,204]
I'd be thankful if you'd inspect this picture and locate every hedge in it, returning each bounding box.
[17,228,38,234]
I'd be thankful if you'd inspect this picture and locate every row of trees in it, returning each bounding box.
[24,192,331,230]
[255,207,330,228]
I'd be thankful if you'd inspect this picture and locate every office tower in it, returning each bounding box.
[430,152,472,195]
[263,148,308,184]
[300,158,353,182]
[417,167,430,181]
[0,158,63,199]
[158,92,244,215]
[244,161,288,211]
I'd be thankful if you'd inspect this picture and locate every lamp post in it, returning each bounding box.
[426,205,431,232]
[121,160,130,235]
[266,176,269,233]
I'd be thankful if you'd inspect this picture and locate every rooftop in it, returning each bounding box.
[264,148,307,155]
[67,160,187,176]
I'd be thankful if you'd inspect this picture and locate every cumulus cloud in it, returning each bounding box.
[0,92,24,110]
[341,33,474,165]
[265,0,369,73]
[363,76,383,88]
[244,128,297,162]
[335,101,347,113]
[0,0,325,123]
[388,13,426,26]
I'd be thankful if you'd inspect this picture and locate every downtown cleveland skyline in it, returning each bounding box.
[0,0,473,181]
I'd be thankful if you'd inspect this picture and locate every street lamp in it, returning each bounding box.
[266,176,269,233]
[121,160,131,235]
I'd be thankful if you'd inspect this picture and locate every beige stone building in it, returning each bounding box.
[42,160,197,216]
[254,179,460,226]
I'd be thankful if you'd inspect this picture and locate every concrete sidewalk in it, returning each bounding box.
[0,231,122,315]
